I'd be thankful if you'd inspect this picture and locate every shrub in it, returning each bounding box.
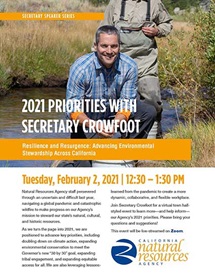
[159,1,215,122]
[88,0,109,6]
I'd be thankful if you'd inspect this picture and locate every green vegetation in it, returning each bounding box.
[139,120,215,167]
[165,120,215,167]
[158,1,215,122]
[88,0,109,7]
[163,0,201,12]
[0,20,97,89]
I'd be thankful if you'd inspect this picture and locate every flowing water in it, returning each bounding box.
[0,87,180,167]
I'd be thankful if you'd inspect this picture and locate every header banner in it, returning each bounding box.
[0,139,191,160]
[0,12,104,21]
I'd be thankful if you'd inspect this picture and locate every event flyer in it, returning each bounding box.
[0,1,214,278]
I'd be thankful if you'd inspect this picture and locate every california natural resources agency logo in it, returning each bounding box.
[111,238,189,266]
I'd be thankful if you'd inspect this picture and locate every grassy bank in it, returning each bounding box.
[0,20,98,91]
[0,1,103,93]
[165,120,215,167]
[138,120,215,168]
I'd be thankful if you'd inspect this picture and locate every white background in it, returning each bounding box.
[0,167,214,279]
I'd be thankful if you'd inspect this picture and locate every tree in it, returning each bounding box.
[163,0,201,11]
[88,0,109,6]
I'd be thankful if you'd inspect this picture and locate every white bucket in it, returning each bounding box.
[147,121,158,139]
[92,160,135,168]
